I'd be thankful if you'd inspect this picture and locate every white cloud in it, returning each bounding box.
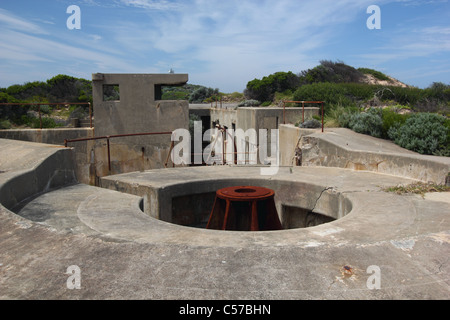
[0,29,136,73]
[421,26,450,35]
[88,34,102,41]
[0,8,47,34]
[2,0,447,91]
[120,0,182,10]
[126,0,378,91]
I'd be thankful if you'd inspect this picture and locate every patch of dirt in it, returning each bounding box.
[361,74,409,88]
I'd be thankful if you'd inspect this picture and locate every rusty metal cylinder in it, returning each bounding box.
[206,186,283,231]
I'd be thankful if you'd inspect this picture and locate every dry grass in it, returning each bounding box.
[382,182,450,197]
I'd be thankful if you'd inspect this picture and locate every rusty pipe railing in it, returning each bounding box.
[64,131,173,172]
[0,102,92,129]
[282,100,324,132]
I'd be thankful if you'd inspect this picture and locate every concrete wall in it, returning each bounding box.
[209,107,319,164]
[279,125,450,185]
[99,167,354,230]
[279,125,318,167]
[0,128,94,184]
[91,73,190,180]
[92,73,189,137]
[210,107,319,132]
[239,107,319,132]
[0,128,93,145]
[210,108,238,129]
[0,139,77,211]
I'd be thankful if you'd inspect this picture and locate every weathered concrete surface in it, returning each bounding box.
[210,107,319,136]
[91,74,189,181]
[0,129,95,184]
[0,128,94,146]
[280,125,450,185]
[92,73,189,138]
[0,139,77,211]
[1,138,449,300]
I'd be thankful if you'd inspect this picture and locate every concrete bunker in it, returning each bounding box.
[101,174,352,232]
[89,73,190,180]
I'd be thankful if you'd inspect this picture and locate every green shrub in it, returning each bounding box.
[358,68,390,81]
[38,104,52,115]
[245,71,300,102]
[189,87,219,103]
[28,117,58,128]
[324,104,357,127]
[347,108,383,138]
[293,82,354,115]
[162,90,189,100]
[299,60,363,84]
[69,106,88,120]
[299,119,321,129]
[388,113,449,155]
[229,92,244,100]
[238,100,261,107]
[0,119,12,129]
[381,108,410,139]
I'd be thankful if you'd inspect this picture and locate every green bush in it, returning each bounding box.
[346,108,383,138]
[17,115,58,129]
[293,82,354,115]
[299,119,321,129]
[299,60,363,84]
[189,87,219,103]
[388,113,449,155]
[0,119,12,129]
[238,100,261,107]
[245,71,300,102]
[358,68,390,81]
[38,104,52,115]
[324,104,358,127]
[229,92,244,100]
[381,108,410,139]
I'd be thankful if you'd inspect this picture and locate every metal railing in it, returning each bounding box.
[282,100,324,132]
[64,131,174,172]
[0,102,92,129]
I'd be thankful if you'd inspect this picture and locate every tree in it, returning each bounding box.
[244,71,300,102]
[189,86,219,103]
[299,60,364,84]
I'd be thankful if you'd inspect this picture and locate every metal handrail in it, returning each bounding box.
[282,100,324,132]
[64,131,173,172]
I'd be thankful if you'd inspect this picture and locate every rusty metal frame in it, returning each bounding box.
[64,131,173,173]
[0,102,92,129]
[282,100,325,132]
[206,186,283,231]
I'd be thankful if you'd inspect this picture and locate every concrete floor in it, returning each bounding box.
[0,133,449,300]
[1,165,449,299]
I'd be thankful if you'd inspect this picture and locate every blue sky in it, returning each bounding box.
[0,0,449,93]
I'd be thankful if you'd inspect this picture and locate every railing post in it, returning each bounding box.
[106,137,111,172]
[321,102,324,133]
[89,102,92,128]
[302,101,305,123]
[38,104,42,129]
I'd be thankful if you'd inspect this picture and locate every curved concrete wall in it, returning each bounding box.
[0,139,77,212]
[280,125,450,185]
[99,168,355,230]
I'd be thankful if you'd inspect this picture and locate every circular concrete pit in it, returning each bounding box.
[146,179,346,230]
[1,139,449,299]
